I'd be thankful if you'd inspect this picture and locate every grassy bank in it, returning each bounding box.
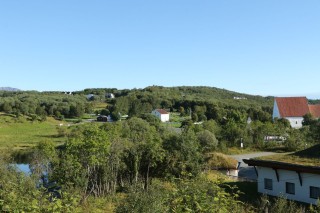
[0,113,67,149]
[256,144,320,166]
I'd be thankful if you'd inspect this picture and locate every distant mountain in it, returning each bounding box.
[0,87,21,91]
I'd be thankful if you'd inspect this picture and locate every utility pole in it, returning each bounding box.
[240,138,243,149]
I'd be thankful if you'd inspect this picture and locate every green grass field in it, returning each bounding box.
[93,102,108,111]
[0,113,67,149]
[256,144,320,166]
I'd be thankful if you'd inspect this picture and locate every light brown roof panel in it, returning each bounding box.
[309,104,320,118]
[275,97,309,117]
[156,109,169,114]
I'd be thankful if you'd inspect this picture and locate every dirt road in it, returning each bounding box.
[229,152,277,180]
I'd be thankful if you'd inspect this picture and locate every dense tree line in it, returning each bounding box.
[31,116,320,200]
[0,117,245,212]
[1,87,320,150]
[50,118,216,197]
[0,91,92,120]
[2,116,320,212]
[104,86,273,117]
[1,87,320,212]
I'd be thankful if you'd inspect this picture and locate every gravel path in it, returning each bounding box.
[229,152,277,180]
[230,152,277,168]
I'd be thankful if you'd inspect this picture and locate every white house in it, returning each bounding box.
[97,115,113,122]
[273,97,320,128]
[151,109,170,122]
[243,159,320,205]
[86,94,95,100]
[106,93,115,99]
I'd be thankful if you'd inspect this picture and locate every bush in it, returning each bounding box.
[257,195,304,213]
[116,181,169,213]
[205,152,238,169]
[168,177,247,213]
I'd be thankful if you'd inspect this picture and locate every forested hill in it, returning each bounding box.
[0,86,274,122]
[78,86,274,108]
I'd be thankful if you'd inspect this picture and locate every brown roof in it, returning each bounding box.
[275,97,309,117]
[243,159,320,175]
[156,109,169,114]
[308,105,320,118]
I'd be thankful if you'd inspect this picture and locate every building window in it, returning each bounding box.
[310,186,320,199]
[286,182,295,195]
[264,178,273,190]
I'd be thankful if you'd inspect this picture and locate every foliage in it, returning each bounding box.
[197,130,219,153]
[116,181,170,213]
[53,124,112,197]
[161,130,202,178]
[116,177,248,213]
[205,152,238,169]
[168,177,247,213]
[3,87,320,212]
[0,91,89,119]
[0,114,66,148]
[309,119,320,143]
[256,195,304,213]
[284,129,306,151]
[0,154,79,212]
[122,117,165,189]
[303,113,315,126]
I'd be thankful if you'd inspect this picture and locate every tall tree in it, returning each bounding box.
[123,118,164,189]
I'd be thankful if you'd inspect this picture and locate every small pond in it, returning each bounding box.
[16,163,31,174]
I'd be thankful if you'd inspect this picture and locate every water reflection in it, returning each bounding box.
[16,163,31,174]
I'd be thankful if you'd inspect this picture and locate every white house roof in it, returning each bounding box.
[155,109,169,114]
[243,159,320,175]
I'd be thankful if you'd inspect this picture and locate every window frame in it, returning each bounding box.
[285,182,295,195]
[310,186,320,199]
[264,178,273,190]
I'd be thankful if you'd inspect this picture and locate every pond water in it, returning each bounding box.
[16,163,31,174]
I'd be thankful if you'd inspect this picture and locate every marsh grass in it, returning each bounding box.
[0,113,67,149]
[257,144,320,166]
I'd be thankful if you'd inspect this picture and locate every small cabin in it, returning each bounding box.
[151,109,170,122]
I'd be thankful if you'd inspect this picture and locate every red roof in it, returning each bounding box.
[275,97,309,117]
[309,105,320,118]
[156,109,169,114]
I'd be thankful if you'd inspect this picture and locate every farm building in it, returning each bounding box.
[273,97,320,128]
[151,109,170,122]
[97,115,112,122]
[243,159,320,205]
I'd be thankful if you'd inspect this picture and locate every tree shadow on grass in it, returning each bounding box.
[0,113,16,118]
[293,144,320,158]
[223,181,259,205]
[38,134,64,139]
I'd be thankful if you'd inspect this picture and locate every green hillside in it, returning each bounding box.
[81,86,274,108]
[0,113,67,149]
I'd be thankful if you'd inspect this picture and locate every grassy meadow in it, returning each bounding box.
[255,144,320,167]
[93,102,108,111]
[0,113,68,149]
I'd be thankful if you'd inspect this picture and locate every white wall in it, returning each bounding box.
[272,100,280,119]
[272,100,304,128]
[151,110,170,122]
[257,167,320,204]
[160,114,170,122]
[287,117,304,129]
[151,110,160,119]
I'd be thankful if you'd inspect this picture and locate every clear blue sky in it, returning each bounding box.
[1,1,320,98]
